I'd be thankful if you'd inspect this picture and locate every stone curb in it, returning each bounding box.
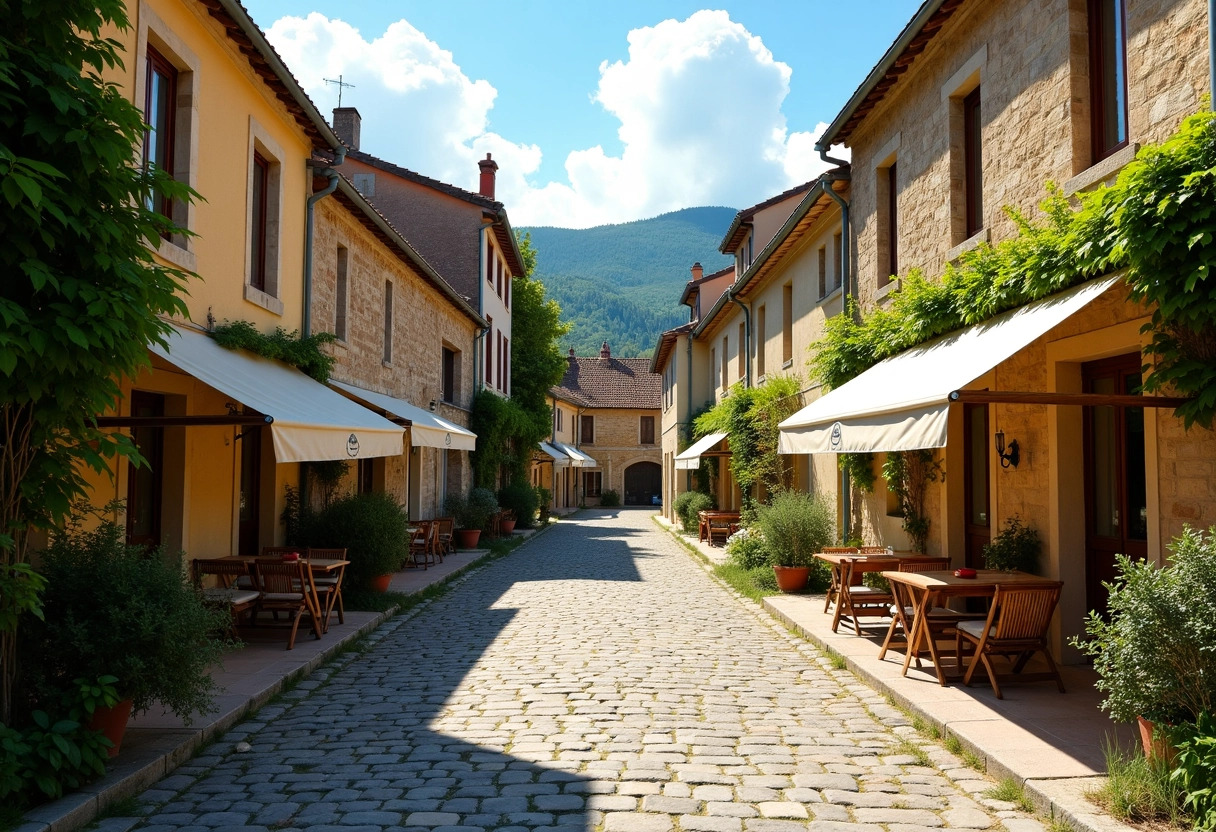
[16,522,555,832]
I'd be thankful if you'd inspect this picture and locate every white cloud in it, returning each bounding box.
[263,11,846,228]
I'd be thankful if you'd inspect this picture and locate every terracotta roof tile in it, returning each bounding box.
[552,352,660,410]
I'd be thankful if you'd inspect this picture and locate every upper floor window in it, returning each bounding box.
[335,246,349,340]
[485,321,494,388]
[756,305,766,379]
[143,46,177,223]
[581,414,594,445]
[1089,0,1128,162]
[245,125,284,305]
[502,335,510,396]
[710,347,717,390]
[487,250,494,284]
[442,346,458,404]
[249,153,269,292]
[737,323,745,380]
[640,415,655,445]
[555,405,563,433]
[782,284,793,364]
[720,336,728,390]
[382,280,393,363]
[878,161,898,287]
[963,87,984,238]
[817,245,827,299]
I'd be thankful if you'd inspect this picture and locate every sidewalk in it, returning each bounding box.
[16,526,546,832]
[656,517,1138,832]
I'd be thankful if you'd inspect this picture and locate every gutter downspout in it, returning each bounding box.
[817,145,853,543]
[729,294,752,388]
[303,145,346,337]
[1210,0,1215,104]
[685,333,694,493]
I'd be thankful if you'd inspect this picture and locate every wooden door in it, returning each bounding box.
[238,427,262,555]
[125,391,165,548]
[963,403,991,568]
[1084,354,1148,614]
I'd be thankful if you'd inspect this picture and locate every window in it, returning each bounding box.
[143,46,177,223]
[581,414,594,445]
[382,281,393,363]
[710,347,716,390]
[442,346,458,404]
[756,305,766,378]
[496,258,503,298]
[502,335,509,396]
[737,323,745,380]
[357,458,374,494]
[720,337,728,390]
[249,153,269,291]
[833,232,843,293]
[583,471,602,498]
[485,319,493,388]
[486,249,494,284]
[882,162,898,285]
[963,86,983,237]
[817,245,827,298]
[555,406,563,433]
[1089,0,1128,162]
[335,246,348,340]
[782,284,793,364]
[640,415,655,445]
[505,274,511,310]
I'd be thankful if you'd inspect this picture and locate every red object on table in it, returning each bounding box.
[954,568,976,578]
[282,551,300,561]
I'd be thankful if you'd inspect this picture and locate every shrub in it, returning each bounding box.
[1172,712,1216,830]
[22,509,229,723]
[756,491,835,569]
[535,487,552,522]
[302,492,408,589]
[467,488,500,531]
[982,515,1041,573]
[1073,526,1216,725]
[498,482,539,529]
[1092,738,1187,825]
[674,491,714,533]
[726,530,771,571]
[599,489,621,507]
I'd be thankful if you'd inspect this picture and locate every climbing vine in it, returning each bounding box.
[211,321,336,382]
[838,452,876,493]
[469,390,536,489]
[882,450,944,554]
[810,109,1216,427]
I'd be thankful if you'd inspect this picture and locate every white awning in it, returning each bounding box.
[675,432,728,469]
[150,324,403,463]
[330,380,477,451]
[778,276,1120,454]
[536,442,571,468]
[553,442,597,468]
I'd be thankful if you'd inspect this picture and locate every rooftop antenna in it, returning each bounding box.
[323,74,356,107]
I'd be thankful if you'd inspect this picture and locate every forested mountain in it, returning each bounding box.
[520,206,737,358]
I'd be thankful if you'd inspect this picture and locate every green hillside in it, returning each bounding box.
[520,206,737,358]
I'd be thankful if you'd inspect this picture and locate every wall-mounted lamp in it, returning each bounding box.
[429,399,438,412]
[995,431,1020,468]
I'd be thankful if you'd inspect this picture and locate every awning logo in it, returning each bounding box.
[346,433,360,457]
[830,422,843,450]
[444,433,452,446]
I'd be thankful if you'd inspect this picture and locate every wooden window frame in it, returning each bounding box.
[143,46,178,225]
[442,346,457,404]
[963,86,984,238]
[886,161,899,282]
[485,319,493,388]
[640,415,655,445]
[249,152,270,292]
[581,414,595,445]
[335,246,349,340]
[782,284,793,364]
[1088,0,1129,163]
[382,280,393,364]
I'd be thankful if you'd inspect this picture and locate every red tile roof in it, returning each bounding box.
[552,348,660,410]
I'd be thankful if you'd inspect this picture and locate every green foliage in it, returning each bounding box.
[71,675,120,720]
[712,561,778,600]
[511,233,572,432]
[1093,738,1187,826]
[446,488,499,532]
[755,491,835,569]
[599,489,621,507]
[1171,712,1216,830]
[297,492,408,589]
[3,709,111,802]
[982,515,1042,573]
[809,110,1216,427]
[839,453,876,493]
[1073,526,1216,724]
[725,530,771,570]
[211,321,337,383]
[498,482,539,529]
[693,376,804,510]
[535,487,552,522]
[22,507,228,723]
[881,450,943,554]
[674,491,714,533]
[469,390,534,488]
[523,206,736,356]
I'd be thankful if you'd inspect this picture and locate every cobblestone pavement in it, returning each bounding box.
[118,508,1043,832]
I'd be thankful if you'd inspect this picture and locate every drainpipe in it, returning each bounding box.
[302,146,346,337]
[1210,0,1215,104]
[685,334,694,493]
[816,144,853,543]
[729,293,752,388]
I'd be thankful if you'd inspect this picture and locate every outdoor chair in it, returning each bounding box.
[191,559,259,635]
[250,559,319,650]
[820,547,860,613]
[306,547,348,628]
[955,582,1066,699]
[434,517,455,558]
[858,546,889,554]
[408,521,434,569]
[832,557,895,636]
[878,557,979,667]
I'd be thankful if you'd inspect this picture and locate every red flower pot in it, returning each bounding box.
[369,574,393,593]
[500,519,517,535]
[88,699,133,758]
[773,565,810,593]
[456,529,482,549]
[1137,716,1178,764]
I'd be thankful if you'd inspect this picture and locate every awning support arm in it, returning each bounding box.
[94,414,274,428]
[948,390,1193,408]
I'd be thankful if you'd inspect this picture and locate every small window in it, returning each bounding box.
[832,232,843,293]
[720,337,728,390]
[581,414,594,445]
[817,246,827,298]
[879,161,898,287]
[556,406,563,433]
[737,323,745,380]
[583,471,602,498]
[335,246,348,340]
[782,284,793,364]
[382,280,393,363]
[710,347,716,390]
[249,153,269,292]
[502,335,509,396]
[640,415,655,445]
[143,46,177,223]
[963,86,983,237]
[496,258,503,298]
[357,458,374,494]
[505,274,511,310]
[442,346,458,404]
[756,305,766,378]
[485,319,493,388]
[1089,0,1128,162]
[486,249,494,284]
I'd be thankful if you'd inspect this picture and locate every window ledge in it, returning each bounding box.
[782,359,794,370]
[243,284,283,316]
[332,338,348,350]
[817,285,843,308]
[876,280,900,302]
[151,238,196,272]
[947,227,990,264]
[1064,144,1139,195]
[381,360,393,369]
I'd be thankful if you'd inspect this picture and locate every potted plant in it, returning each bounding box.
[302,491,407,591]
[757,491,835,593]
[982,515,1041,573]
[1072,526,1216,759]
[498,482,538,531]
[22,507,231,745]
[536,487,552,525]
[446,488,498,548]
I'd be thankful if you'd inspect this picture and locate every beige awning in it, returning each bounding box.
[537,442,571,468]
[553,442,597,468]
[778,276,1119,454]
[330,380,477,451]
[150,324,403,463]
[675,432,728,469]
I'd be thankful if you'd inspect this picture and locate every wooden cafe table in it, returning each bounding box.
[814,550,925,617]
[219,556,350,635]
[881,569,1058,685]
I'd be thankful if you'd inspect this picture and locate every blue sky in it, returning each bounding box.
[244,2,921,227]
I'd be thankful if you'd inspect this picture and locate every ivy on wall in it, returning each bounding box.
[211,321,336,383]
[810,109,1216,428]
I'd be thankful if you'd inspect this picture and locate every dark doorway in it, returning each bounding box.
[1084,353,1148,615]
[126,391,165,548]
[963,403,991,568]
[238,427,263,556]
[624,461,661,506]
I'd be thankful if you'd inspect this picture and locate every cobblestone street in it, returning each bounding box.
[121,509,1040,832]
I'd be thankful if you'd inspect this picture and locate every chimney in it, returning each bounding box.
[691,262,703,281]
[478,153,498,199]
[599,342,611,360]
[333,107,361,151]
[568,347,576,362]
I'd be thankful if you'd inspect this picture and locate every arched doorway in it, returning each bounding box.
[624,461,661,506]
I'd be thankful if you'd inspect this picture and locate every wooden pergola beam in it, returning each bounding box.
[93,414,273,428]
[948,390,1193,409]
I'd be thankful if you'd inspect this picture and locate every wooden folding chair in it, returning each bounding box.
[821,547,860,613]
[408,521,433,568]
[191,559,259,634]
[858,546,889,554]
[879,557,958,663]
[955,582,1065,699]
[250,559,320,650]
[307,547,347,629]
[833,557,895,635]
[434,517,455,558]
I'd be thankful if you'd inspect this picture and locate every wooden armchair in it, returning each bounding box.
[955,582,1065,699]
[191,559,259,633]
[434,517,455,558]
[250,559,320,650]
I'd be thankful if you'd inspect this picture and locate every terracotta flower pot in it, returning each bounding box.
[501,519,517,535]
[88,699,133,758]
[773,565,810,593]
[456,529,482,549]
[369,573,393,593]
[1137,716,1178,764]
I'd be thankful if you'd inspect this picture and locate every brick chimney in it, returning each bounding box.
[568,347,576,363]
[691,262,703,281]
[333,107,361,151]
[478,153,498,199]
[599,342,611,360]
